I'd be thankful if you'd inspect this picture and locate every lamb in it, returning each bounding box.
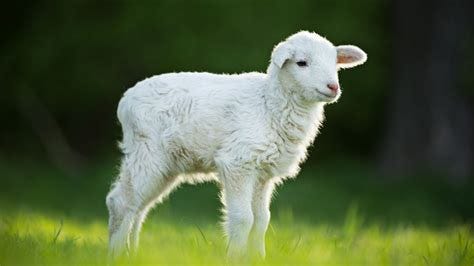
[106,30,367,259]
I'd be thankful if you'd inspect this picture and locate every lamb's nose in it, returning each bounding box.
[327,83,339,93]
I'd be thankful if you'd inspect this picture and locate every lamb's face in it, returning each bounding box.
[270,31,367,103]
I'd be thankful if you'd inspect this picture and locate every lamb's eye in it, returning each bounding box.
[296,61,308,67]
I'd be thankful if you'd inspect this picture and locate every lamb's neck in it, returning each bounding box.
[264,77,325,147]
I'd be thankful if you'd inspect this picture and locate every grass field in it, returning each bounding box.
[1,159,473,265]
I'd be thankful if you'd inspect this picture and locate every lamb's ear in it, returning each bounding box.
[271,42,294,68]
[336,45,367,69]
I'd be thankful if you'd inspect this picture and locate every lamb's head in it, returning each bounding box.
[269,31,367,103]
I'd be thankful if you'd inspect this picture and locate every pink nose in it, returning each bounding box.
[327,83,339,93]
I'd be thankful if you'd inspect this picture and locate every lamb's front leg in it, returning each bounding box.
[250,179,275,258]
[221,173,256,258]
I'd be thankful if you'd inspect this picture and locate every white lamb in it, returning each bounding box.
[106,30,367,259]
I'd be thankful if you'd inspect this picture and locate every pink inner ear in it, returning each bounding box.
[337,54,356,64]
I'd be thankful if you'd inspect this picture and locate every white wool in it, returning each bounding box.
[106,31,367,259]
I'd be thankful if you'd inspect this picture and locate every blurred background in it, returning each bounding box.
[1,0,473,232]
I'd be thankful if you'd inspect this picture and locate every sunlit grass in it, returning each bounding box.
[1,160,473,265]
[1,208,473,265]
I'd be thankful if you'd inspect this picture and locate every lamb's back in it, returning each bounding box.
[117,71,269,159]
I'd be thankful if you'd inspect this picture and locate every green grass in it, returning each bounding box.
[0,159,473,265]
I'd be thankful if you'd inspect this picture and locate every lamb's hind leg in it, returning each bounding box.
[106,151,175,259]
[106,180,136,259]
[129,176,180,254]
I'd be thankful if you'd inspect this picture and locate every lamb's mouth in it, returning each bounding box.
[315,89,337,99]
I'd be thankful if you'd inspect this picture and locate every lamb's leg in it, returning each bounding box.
[128,206,151,254]
[106,150,174,259]
[250,180,275,258]
[106,180,138,259]
[129,177,180,254]
[220,173,256,258]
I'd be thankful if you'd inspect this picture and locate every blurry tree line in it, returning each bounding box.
[0,0,472,182]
